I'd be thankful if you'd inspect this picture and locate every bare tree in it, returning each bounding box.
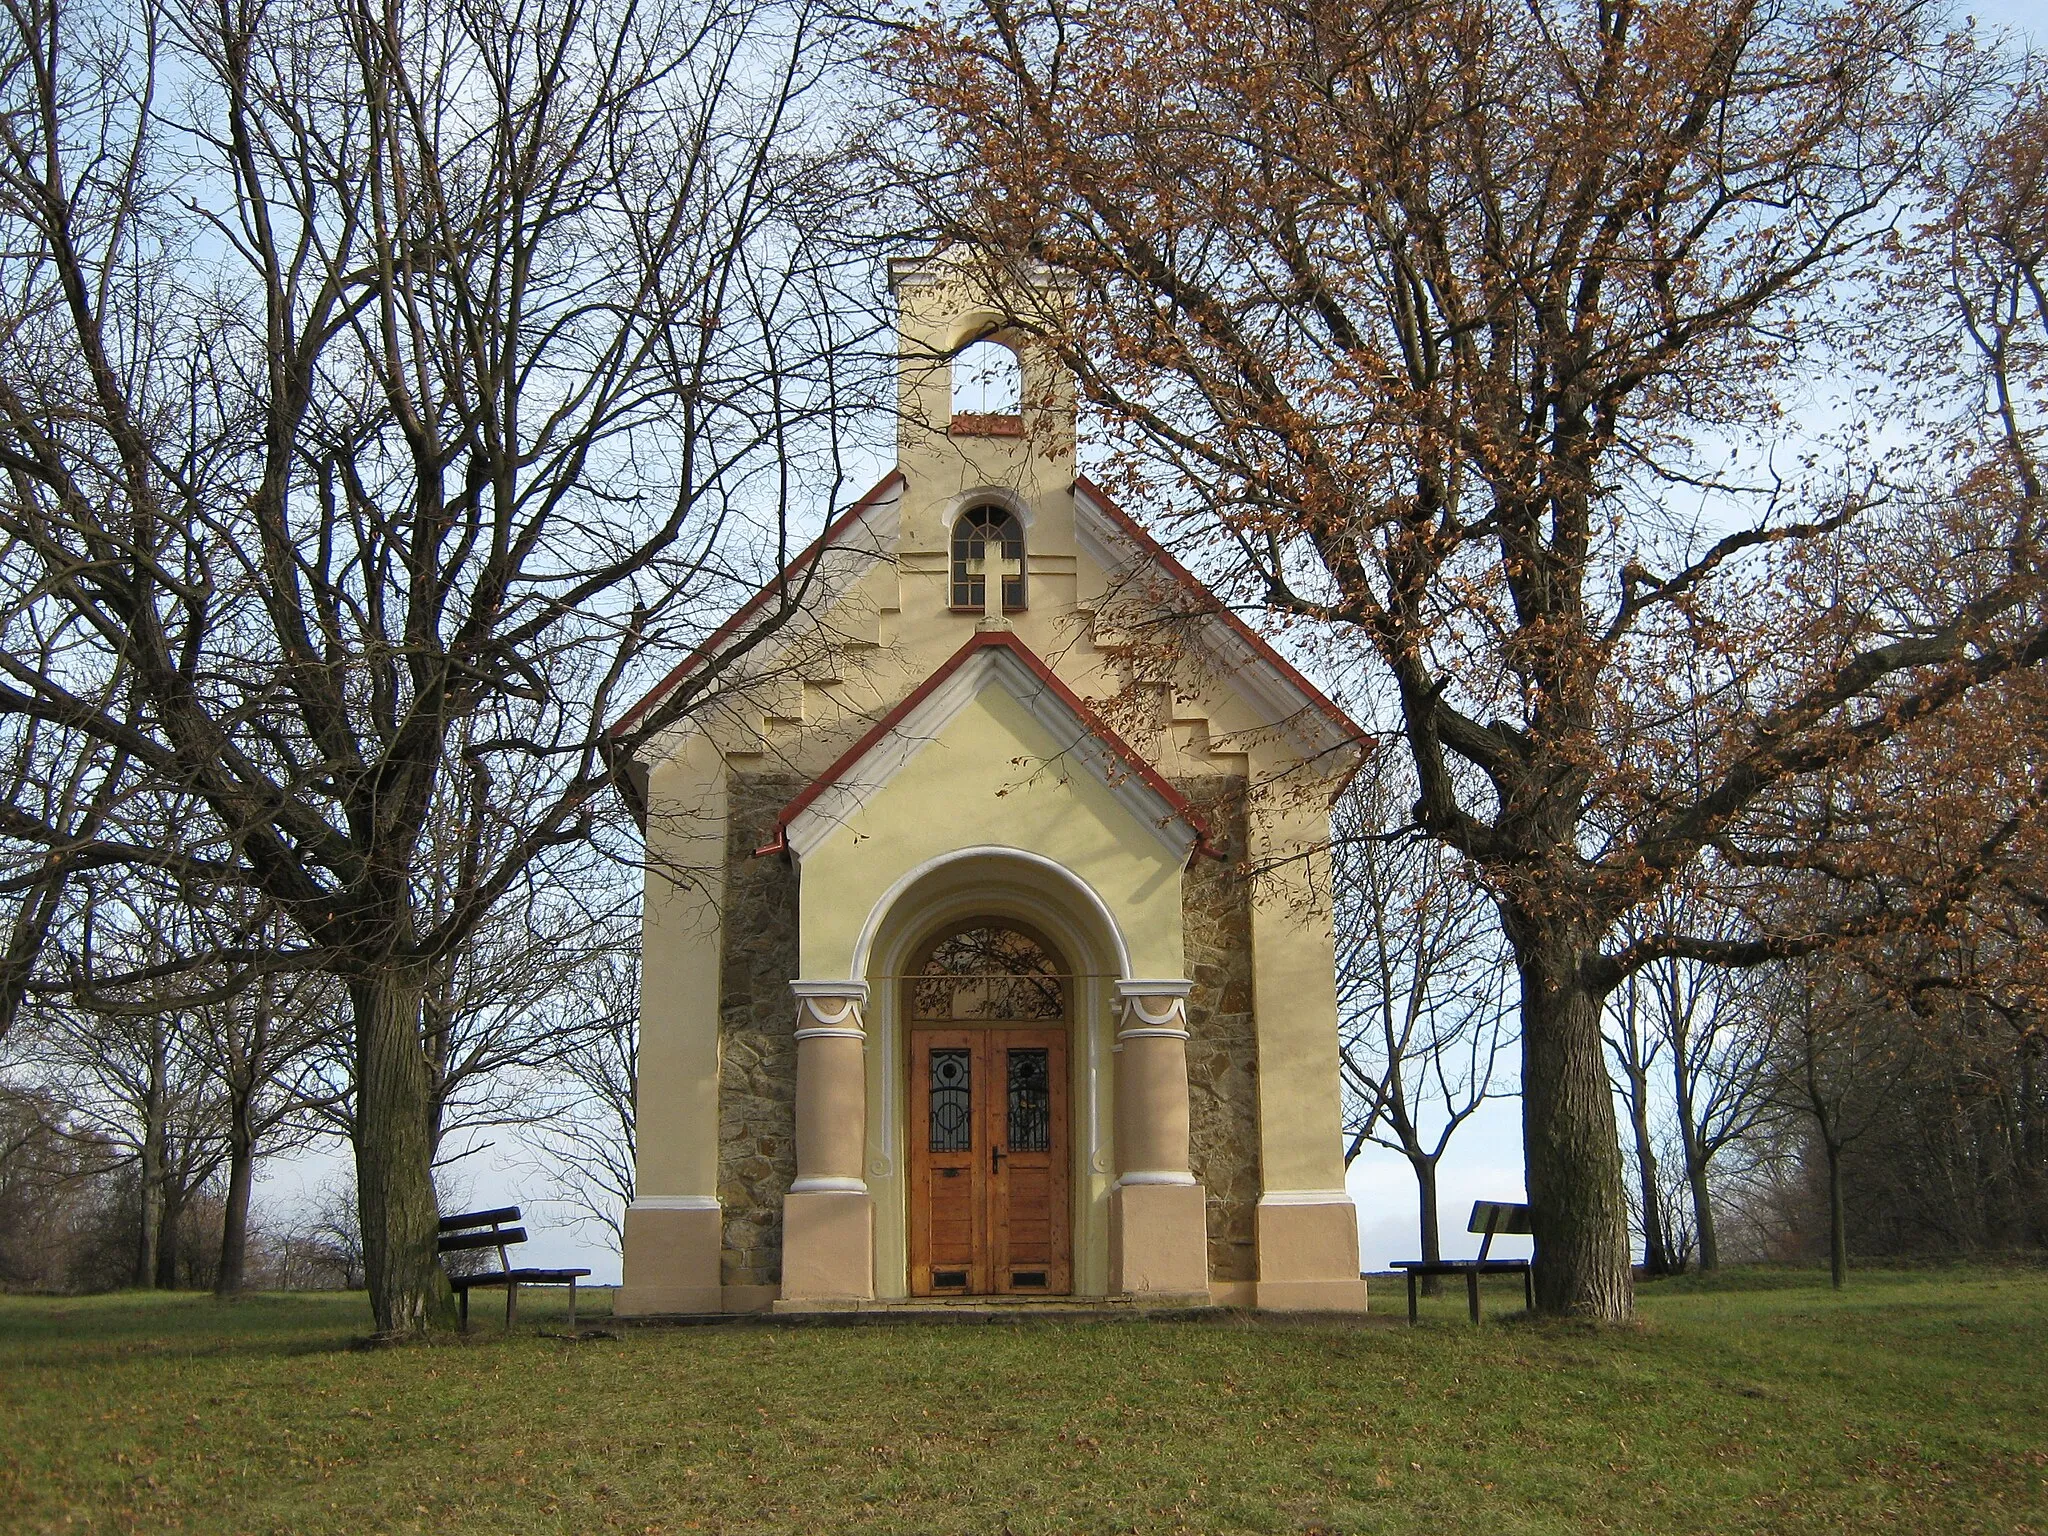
[0,0,880,1332]
[1769,959,1902,1288]
[1604,972,1673,1276]
[1334,751,1514,1279]
[0,1079,127,1290]
[194,926,344,1297]
[524,943,639,1253]
[29,898,229,1287]
[1656,955,1781,1272]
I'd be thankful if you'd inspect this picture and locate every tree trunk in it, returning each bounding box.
[134,1089,166,1289]
[1513,921,1634,1320]
[2022,1043,2042,1250]
[155,1187,184,1289]
[1825,1137,1848,1290]
[133,1176,162,1288]
[1411,1151,1443,1298]
[351,974,453,1335]
[216,1113,255,1297]
[1672,1073,1719,1271]
[1687,1149,1719,1272]
[1625,1067,1669,1277]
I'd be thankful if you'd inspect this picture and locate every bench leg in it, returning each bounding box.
[1524,1266,1534,1315]
[567,1278,578,1336]
[1467,1269,1481,1324]
[1407,1271,1418,1326]
[506,1282,518,1331]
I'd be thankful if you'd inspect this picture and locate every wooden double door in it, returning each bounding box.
[908,1027,1071,1296]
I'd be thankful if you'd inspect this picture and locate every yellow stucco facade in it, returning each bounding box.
[616,255,1370,1314]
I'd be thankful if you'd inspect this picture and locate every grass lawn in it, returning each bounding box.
[2,1267,2044,1535]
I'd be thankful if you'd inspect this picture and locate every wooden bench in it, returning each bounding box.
[438,1206,591,1333]
[1389,1200,1534,1324]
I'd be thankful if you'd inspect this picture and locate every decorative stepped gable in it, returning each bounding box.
[612,469,1361,798]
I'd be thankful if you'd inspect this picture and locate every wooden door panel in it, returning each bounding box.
[910,1025,1070,1296]
[926,1169,975,1261]
[990,1030,1070,1294]
[1002,1164,1055,1257]
[909,1029,986,1295]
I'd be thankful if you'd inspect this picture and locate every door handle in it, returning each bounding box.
[990,1143,1005,1173]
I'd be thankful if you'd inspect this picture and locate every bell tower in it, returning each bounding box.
[886,254,1079,620]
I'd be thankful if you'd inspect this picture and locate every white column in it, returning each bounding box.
[1109,979,1210,1299]
[617,737,727,1317]
[779,980,875,1303]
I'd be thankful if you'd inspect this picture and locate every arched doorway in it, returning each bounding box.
[905,921,1072,1296]
[853,847,1130,1299]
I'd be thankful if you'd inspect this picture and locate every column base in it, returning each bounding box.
[1255,1193,1367,1313]
[616,1201,724,1316]
[1109,1179,1211,1297]
[780,1188,875,1301]
[1256,1278,1369,1311]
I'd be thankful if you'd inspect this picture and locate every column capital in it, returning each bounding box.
[1116,979,1192,1039]
[1114,977,1194,999]
[790,979,868,1037]
[789,977,869,1002]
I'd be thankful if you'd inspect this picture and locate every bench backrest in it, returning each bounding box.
[1467,1200,1532,1260]
[437,1206,527,1274]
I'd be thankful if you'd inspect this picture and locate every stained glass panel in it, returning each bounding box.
[912,925,1065,1020]
[1007,1048,1050,1153]
[929,1049,972,1153]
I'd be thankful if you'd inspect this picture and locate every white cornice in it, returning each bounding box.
[1257,1189,1356,1207]
[1116,978,1195,998]
[790,979,871,1002]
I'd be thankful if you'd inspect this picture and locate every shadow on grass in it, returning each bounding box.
[0,1290,372,1368]
[0,1288,614,1366]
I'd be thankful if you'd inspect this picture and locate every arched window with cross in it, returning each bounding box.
[950,506,1026,614]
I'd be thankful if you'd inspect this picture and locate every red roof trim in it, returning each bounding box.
[606,471,907,739]
[1072,476,1369,746]
[758,630,1220,860]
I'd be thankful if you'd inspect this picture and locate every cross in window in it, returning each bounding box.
[965,540,1023,622]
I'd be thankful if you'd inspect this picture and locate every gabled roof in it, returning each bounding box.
[757,630,1220,864]
[607,471,906,740]
[1071,477,1368,757]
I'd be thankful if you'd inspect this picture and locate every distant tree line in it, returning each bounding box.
[0,888,642,1296]
[1337,731,2048,1286]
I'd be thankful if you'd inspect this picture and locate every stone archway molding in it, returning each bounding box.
[848,845,1134,982]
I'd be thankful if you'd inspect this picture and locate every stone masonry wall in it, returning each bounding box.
[716,773,806,1288]
[1176,776,1262,1284]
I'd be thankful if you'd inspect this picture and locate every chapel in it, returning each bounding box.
[611,254,1370,1313]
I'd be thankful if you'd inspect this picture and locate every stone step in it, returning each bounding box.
[765,1292,1221,1324]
